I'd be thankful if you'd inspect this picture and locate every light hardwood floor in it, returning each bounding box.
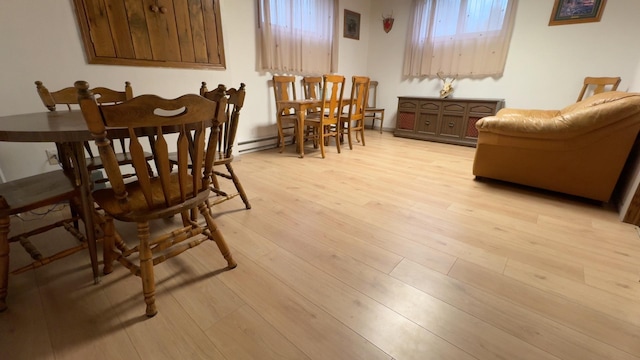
[2,130,640,359]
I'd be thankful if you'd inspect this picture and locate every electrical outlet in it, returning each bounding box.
[45,149,59,165]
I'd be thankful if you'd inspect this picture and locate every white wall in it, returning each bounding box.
[367,0,640,115]
[0,0,372,180]
[1,0,640,181]
[631,59,640,90]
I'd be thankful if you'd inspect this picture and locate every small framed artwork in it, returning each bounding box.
[344,9,360,40]
[549,0,607,26]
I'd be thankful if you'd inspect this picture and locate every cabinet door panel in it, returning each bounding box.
[398,100,418,111]
[203,0,225,64]
[465,117,481,139]
[83,0,116,57]
[439,115,463,138]
[442,103,466,113]
[419,101,440,112]
[125,0,154,60]
[417,113,438,135]
[174,0,197,63]
[187,0,209,63]
[143,0,181,61]
[74,0,225,69]
[468,103,497,114]
[106,0,135,58]
[397,112,416,131]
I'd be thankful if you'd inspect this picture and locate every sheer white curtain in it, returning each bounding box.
[258,0,338,74]
[403,0,518,78]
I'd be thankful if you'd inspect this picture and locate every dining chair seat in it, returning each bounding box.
[0,168,94,312]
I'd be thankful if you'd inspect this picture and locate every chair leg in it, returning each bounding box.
[199,202,237,269]
[379,111,384,134]
[0,215,9,312]
[137,221,157,317]
[347,123,354,150]
[70,203,80,230]
[276,117,286,153]
[210,171,221,194]
[319,126,326,158]
[145,161,154,177]
[101,214,116,275]
[226,164,251,209]
[359,121,366,146]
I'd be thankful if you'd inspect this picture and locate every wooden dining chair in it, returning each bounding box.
[301,76,323,139]
[0,148,97,312]
[76,80,236,317]
[339,76,370,149]
[576,76,621,102]
[302,76,323,100]
[168,82,251,210]
[273,75,299,152]
[35,80,154,178]
[200,82,251,209]
[304,74,345,158]
[364,80,385,133]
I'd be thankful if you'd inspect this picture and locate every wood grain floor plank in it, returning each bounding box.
[205,305,311,360]
[256,247,479,360]
[391,258,640,360]
[3,130,640,360]
[290,244,562,360]
[503,259,640,326]
[449,259,640,356]
[210,250,393,360]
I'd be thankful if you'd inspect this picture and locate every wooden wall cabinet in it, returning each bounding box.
[395,96,504,146]
[73,0,225,69]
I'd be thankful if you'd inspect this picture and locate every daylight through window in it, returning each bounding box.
[258,0,337,74]
[405,0,518,78]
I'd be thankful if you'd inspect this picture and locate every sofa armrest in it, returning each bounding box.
[495,108,559,118]
[476,110,562,137]
[477,92,640,139]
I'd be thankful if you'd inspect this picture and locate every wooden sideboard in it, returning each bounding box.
[394,96,504,147]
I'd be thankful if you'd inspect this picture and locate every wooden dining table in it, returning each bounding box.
[276,99,321,158]
[0,110,108,284]
[276,98,354,158]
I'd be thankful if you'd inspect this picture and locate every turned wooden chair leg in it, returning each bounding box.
[276,117,286,153]
[319,127,326,158]
[101,215,116,275]
[199,203,237,269]
[226,164,251,209]
[0,214,9,312]
[137,221,157,317]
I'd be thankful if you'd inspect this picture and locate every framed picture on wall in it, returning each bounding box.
[549,0,607,26]
[344,9,360,40]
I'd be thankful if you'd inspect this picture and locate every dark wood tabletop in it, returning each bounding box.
[0,110,92,143]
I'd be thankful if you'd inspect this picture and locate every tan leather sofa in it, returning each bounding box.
[472,91,640,202]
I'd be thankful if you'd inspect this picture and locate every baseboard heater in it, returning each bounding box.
[237,134,294,154]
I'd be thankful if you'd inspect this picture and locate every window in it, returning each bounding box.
[404,0,518,78]
[258,0,338,74]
